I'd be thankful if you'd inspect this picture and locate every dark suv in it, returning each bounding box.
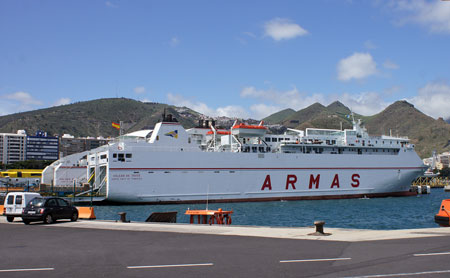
[21,197,78,225]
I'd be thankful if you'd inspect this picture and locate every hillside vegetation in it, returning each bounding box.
[0,98,201,137]
[263,100,450,158]
[0,98,448,158]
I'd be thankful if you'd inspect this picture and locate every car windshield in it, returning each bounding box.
[28,198,45,207]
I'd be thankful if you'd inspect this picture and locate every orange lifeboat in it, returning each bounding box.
[435,199,450,227]
[231,122,267,137]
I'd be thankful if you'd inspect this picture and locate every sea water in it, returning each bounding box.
[93,188,450,230]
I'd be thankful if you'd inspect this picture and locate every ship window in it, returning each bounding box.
[126,153,132,158]
[272,138,277,142]
[113,153,117,158]
[188,138,191,144]
[266,147,271,152]
[252,147,257,152]
[100,155,107,159]
[259,147,265,153]
[265,137,270,142]
[157,135,159,141]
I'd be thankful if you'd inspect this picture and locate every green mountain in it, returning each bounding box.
[280,102,354,130]
[0,98,202,137]
[1,98,448,158]
[262,108,295,124]
[264,100,450,158]
[364,101,450,158]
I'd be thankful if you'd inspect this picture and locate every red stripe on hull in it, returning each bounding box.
[109,167,424,171]
[104,191,417,205]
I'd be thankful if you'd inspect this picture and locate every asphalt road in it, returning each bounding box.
[2,221,450,278]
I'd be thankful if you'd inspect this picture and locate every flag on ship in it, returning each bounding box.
[112,122,121,130]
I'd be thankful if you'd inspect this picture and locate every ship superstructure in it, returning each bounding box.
[82,114,426,203]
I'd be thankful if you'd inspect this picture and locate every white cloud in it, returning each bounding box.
[364,40,377,49]
[216,106,249,118]
[250,104,282,120]
[383,59,399,69]
[391,0,450,33]
[408,81,450,119]
[337,92,389,116]
[337,52,377,81]
[169,37,180,47]
[383,85,402,97]
[0,91,43,115]
[264,18,308,41]
[134,86,146,94]
[240,86,326,118]
[105,1,118,8]
[243,32,257,39]
[241,85,393,118]
[167,93,248,118]
[53,98,71,106]
[3,91,43,105]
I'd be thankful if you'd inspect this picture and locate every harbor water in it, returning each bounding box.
[93,188,450,230]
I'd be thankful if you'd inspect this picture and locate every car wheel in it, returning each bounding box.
[23,219,30,225]
[6,216,14,222]
[71,212,78,222]
[44,214,53,224]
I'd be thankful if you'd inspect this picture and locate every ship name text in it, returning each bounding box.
[261,174,360,190]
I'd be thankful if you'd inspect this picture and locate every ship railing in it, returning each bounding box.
[231,135,242,152]
[96,176,107,196]
[75,176,107,197]
[94,167,107,190]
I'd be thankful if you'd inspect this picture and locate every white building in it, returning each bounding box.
[0,131,27,164]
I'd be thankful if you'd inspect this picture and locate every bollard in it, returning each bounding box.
[314,220,325,234]
[118,212,130,223]
[308,220,331,236]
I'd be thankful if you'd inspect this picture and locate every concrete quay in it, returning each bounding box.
[3,217,450,278]
[2,216,450,242]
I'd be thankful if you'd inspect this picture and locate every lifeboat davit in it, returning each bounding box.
[435,199,450,227]
[231,123,267,137]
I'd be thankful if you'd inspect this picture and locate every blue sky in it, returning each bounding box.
[1,0,450,120]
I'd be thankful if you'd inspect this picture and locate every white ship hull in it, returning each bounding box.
[85,116,426,204]
[105,150,424,203]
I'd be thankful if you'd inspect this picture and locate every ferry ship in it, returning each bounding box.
[75,113,426,203]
